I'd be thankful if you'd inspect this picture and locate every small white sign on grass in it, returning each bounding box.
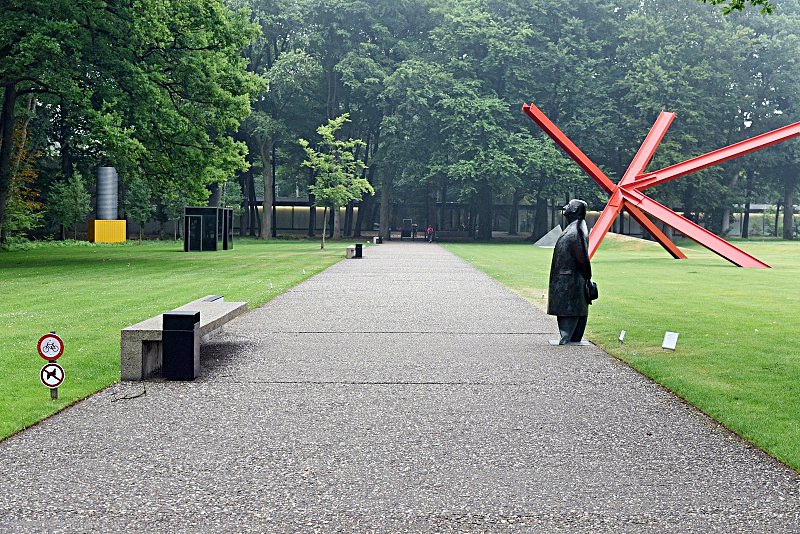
[662,331,679,351]
[619,330,626,344]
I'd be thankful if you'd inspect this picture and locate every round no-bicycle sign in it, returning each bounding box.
[40,363,65,389]
[37,333,64,361]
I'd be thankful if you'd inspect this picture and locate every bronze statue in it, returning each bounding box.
[547,199,592,344]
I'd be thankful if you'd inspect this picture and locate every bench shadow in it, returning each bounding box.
[200,340,250,374]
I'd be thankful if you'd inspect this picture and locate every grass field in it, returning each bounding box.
[444,236,800,472]
[0,238,345,440]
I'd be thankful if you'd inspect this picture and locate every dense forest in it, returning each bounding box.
[1,0,799,244]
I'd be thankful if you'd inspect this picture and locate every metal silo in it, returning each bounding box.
[96,167,118,220]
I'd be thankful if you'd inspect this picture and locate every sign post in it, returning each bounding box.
[37,332,65,399]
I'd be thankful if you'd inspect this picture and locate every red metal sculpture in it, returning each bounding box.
[523,102,800,268]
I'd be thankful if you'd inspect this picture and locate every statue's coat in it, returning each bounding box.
[547,219,591,317]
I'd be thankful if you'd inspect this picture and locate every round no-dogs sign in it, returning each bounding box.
[40,363,65,389]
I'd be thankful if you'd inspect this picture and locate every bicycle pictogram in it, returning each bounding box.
[37,333,64,361]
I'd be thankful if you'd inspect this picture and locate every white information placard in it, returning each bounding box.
[662,331,679,351]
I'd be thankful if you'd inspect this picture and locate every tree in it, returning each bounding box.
[48,169,91,240]
[2,111,44,242]
[220,179,244,216]
[125,177,155,242]
[513,134,592,240]
[380,59,458,237]
[243,49,321,240]
[162,191,187,241]
[238,0,323,240]
[299,114,372,248]
[699,0,775,14]
[0,0,261,243]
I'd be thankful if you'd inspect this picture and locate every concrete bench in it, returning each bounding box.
[346,244,363,259]
[121,295,247,380]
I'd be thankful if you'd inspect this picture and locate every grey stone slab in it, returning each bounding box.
[1,241,799,533]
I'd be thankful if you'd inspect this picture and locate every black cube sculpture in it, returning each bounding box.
[184,207,234,252]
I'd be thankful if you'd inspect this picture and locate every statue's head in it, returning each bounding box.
[562,199,587,222]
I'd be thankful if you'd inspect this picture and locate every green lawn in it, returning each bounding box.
[444,236,800,471]
[0,238,345,440]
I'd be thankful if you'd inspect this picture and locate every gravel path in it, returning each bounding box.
[1,241,798,533]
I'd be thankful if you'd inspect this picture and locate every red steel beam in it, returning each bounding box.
[522,103,616,194]
[597,111,686,260]
[588,190,624,257]
[620,111,675,186]
[621,191,770,268]
[622,204,687,260]
[634,120,800,191]
[588,200,686,259]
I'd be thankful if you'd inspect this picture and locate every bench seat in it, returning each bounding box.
[121,296,246,380]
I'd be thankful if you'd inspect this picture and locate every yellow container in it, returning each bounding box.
[89,220,126,243]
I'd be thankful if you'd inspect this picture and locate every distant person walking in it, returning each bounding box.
[426,225,434,243]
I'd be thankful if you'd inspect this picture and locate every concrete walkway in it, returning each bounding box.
[1,242,799,533]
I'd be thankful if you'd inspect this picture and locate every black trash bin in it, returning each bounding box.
[162,311,200,380]
[355,243,363,258]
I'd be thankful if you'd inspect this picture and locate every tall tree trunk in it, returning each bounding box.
[343,201,353,237]
[783,175,797,240]
[332,207,341,240]
[742,169,754,238]
[476,181,492,241]
[238,173,247,237]
[783,203,796,240]
[0,83,18,244]
[438,178,447,231]
[531,193,549,241]
[354,161,378,237]
[427,184,437,230]
[508,192,521,235]
[353,197,365,237]
[60,100,72,177]
[369,201,379,233]
[320,206,327,249]
[307,168,316,237]
[259,138,274,239]
[380,170,393,240]
[326,62,339,120]
[271,143,277,238]
[247,171,258,237]
[11,96,35,177]
[207,183,220,206]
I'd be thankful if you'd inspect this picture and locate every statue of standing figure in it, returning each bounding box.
[547,199,593,345]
